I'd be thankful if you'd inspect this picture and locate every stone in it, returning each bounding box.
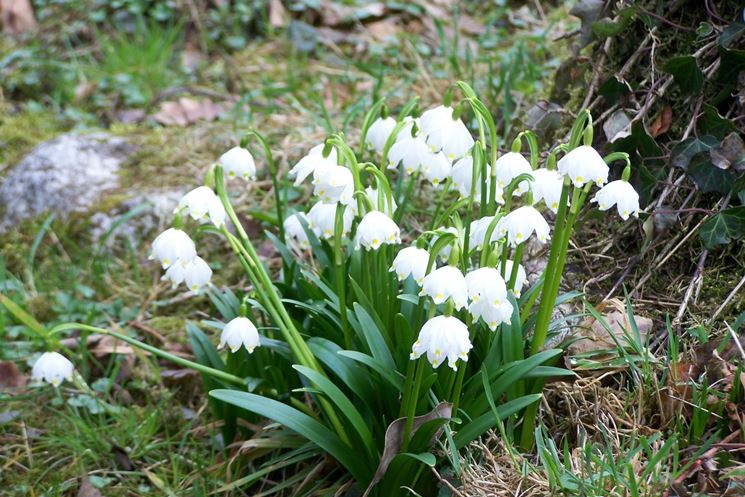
[0,133,135,230]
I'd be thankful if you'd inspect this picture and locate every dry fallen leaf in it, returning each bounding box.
[0,0,37,35]
[649,106,673,138]
[77,475,103,497]
[268,0,289,28]
[0,361,26,390]
[152,97,225,127]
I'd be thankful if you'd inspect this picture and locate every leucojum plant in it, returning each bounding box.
[32,82,640,495]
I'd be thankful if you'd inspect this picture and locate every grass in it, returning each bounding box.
[2,1,744,496]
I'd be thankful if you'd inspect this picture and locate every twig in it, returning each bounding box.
[672,248,708,331]
[710,274,745,324]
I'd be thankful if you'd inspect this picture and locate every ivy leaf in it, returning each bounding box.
[663,56,704,94]
[591,7,636,37]
[670,135,718,170]
[700,207,745,248]
[717,47,745,85]
[720,22,745,48]
[688,152,734,194]
[599,75,632,102]
[698,104,737,140]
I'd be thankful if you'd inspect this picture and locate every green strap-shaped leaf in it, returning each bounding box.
[210,389,372,484]
[454,394,542,449]
[338,351,404,391]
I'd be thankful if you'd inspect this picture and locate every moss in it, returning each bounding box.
[0,106,68,165]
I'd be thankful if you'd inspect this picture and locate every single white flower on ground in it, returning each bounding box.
[390,246,430,284]
[502,259,528,297]
[365,186,397,216]
[591,180,640,220]
[289,144,338,186]
[495,152,532,195]
[284,212,310,250]
[366,116,397,153]
[219,317,261,353]
[355,211,401,250]
[307,201,353,239]
[313,164,354,204]
[388,135,431,175]
[220,146,256,181]
[495,206,550,247]
[163,255,212,293]
[150,228,197,269]
[529,168,566,213]
[557,145,609,188]
[422,151,452,187]
[410,315,472,370]
[420,265,468,309]
[32,352,74,387]
[178,186,226,227]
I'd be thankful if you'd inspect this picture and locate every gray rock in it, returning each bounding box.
[0,133,135,230]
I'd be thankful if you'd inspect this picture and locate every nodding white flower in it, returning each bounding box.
[391,246,430,284]
[425,119,474,160]
[469,299,514,331]
[495,206,550,247]
[284,212,310,250]
[468,216,499,251]
[432,226,459,262]
[32,352,74,387]
[420,265,468,309]
[395,116,418,143]
[289,144,338,186]
[557,145,609,187]
[163,255,212,293]
[178,186,226,227]
[313,164,354,204]
[388,135,431,175]
[591,180,640,220]
[410,315,472,370]
[529,168,566,213]
[150,228,197,269]
[495,152,532,195]
[365,186,397,216]
[307,201,353,240]
[419,105,455,134]
[366,116,397,153]
[219,317,260,353]
[422,151,452,186]
[502,259,528,297]
[451,156,481,199]
[464,268,514,330]
[220,147,256,181]
[355,211,401,250]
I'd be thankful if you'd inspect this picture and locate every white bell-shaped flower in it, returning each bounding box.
[284,212,310,250]
[307,202,353,239]
[419,105,455,135]
[426,119,474,160]
[410,315,472,370]
[468,216,500,251]
[388,135,431,175]
[422,151,452,187]
[495,206,550,247]
[432,226,459,262]
[420,265,468,310]
[162,255,212,293]
[390,246,430,285]
[366,116,397,153]
[469,299,514,331]
[495,152,532,195]
[502,259,528,297]
[220,146,256,181]
[557,145,609,187]
[365,186,397,216]
[178,186,226,227]
[395,117,417,143]
[451,156,482,199]
[150,228,197,269]
[313,164,354,204]
[355,211,401,250]
[219,317,261,353]
[289,144,338,186]
[529,168,566,213]
[32,352,74,387]
[591,180,640,220]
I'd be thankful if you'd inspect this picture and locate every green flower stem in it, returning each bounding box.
[394,172,418,224]
[401,359,425,451]
[215,168,351,445]
[462,142,484,270]
[242,130,285,241]
[508,242,525,291]
[430,178,453,231]
[50,323,246,386]
[333,204,352,350]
